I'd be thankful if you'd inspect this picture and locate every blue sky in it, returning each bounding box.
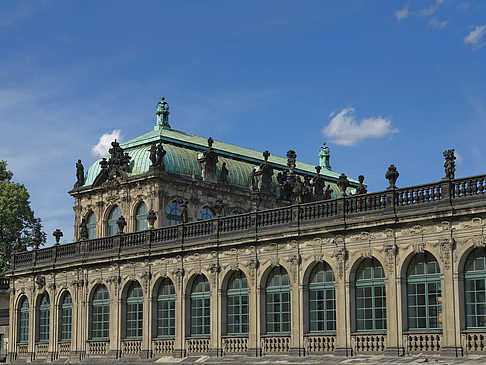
[0,0,485,244]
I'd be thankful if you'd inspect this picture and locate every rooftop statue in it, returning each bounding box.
[255,150,274,194]
[443,149,456,180]
[355,175,368,195]
[155,96,171,130]
[92,139,132,187]
[199,137,218,183]
[74,159,84,188]
[220,162,229,185]
[311,166,326,201]
[319,142,331,170]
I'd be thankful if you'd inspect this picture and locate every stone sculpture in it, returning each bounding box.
[443,149,456,180]
[385,165,399,189]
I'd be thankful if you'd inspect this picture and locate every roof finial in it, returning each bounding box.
[155,96,170,130]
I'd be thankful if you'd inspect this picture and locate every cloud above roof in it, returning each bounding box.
[464,25,486,50]
[323,108,398,146]
[91,130,123,157]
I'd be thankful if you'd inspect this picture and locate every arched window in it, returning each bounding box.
[87,212,96,239]
[227,271,249,335]
[60,292,72,342]
[38,293,50,342]
[126,282,143,339]
[407,252,441,330]
[309,262,336,333]
[464,247,486,329]
[167,201,181,226]
[265,266,291,334]
[198,207,214,221]
[230,210,242,216]
[18,297,29,343]
[91,285,110,340]
[156,279,176,338]
[355,258,386,332]
[190,276,210,336]
[135,202,147,231]
[107,205,122,236]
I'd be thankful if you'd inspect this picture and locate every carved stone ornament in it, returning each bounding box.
[71,279,85,288]
[106,275,121,288]
[48,282,56,291]
[116,215,127,234]
[269,255,280,268]
[443,149,456,180]
[173,268,184,288]
[439,239,454,270]
[412,241,425,254]
[245,258,259,285]
[92,139,131,187]
[332,247,347,280]
[383,242,398,273]
[473,235,486,248]
[74,159,84,188]
[208,263,220,286]
[141,271,152,283]
[336,173,349,197]
[385,164,399,189]
[355,175,368,195]
[35,276,46,290]
[255,150,274,194]
[287,254,301,282]
[147,209,157,229]
[79,218,89,240]
[199,137,219,183]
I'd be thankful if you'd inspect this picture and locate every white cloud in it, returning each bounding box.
[91,130,123,157]
[455,150,463,165]
[457,2,470,11]
[322,108,398,146]
[464,25,486,50]
[395,6,410,21]
[419,0,444,17]
[428,18,448,29]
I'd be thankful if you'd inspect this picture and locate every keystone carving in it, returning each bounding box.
[35,276,46,290]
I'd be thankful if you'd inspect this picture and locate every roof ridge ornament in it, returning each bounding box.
[155,96,171,130]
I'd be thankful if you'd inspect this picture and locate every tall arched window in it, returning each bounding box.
[407,251,441,330]
[355,258,386,332]
[309,262,336,333]
[60,292,72,342]
[91,285,110,340]
[227,271,249,335]
[190,276,210,336]
[18,297,29,343]
[156,279,176,338]
[87,212,96,239]
[38,293,50,342]
[464,247,486,329]
[126,282,143,339]
[198,207,214,221]
[167,201,181,226]
[265,266,290,334]
[135,202,147,231]
[107,205,122,236]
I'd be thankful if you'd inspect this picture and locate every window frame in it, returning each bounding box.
[308,262,336,334]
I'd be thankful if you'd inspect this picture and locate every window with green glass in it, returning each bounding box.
[464,247,486,329]
[167,201,181,226]
[157,279,176,338]
[91,285,110,340]
[18,297,29,343]
[38,294,50,342]
[309,262,336,333]
[60,292,72,342]
[190,276,210,336]
[135,202,147,231]
[265,266,291,334]
[355,258,386,332]
[87,211,96,239]
[107,205,121,236]
[126,282,143,339]
[198,207,214,221]
[227,270,249,335]
[407,251,441,330]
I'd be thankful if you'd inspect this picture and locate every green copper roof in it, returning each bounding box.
[84,120,358,192]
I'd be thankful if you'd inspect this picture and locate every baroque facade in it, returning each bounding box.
[5,99,486,362]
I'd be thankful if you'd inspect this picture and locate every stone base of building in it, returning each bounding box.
[246,347,262,357]
[208,348,223,357]
[333,347,352,356]
[384,346,404,356]
[108,349,121,359]
[440,346,463,357]
[172,349,185,358]
[289,347,305,356]
[140,349,150,359]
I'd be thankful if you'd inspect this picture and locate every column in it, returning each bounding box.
[334,274,351,356]
[142,281,152,359]
[173,273,185,358]
[247,274,260,356]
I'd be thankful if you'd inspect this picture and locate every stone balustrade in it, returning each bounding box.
[152,339,174,355]
[185,338,210,354]
[222,337,248,354]
[122,340,142,355]
[12,174,486,271]
[462,332,486,354]
[403,333,442,353]
[304,334,335,353]
[261,336,290,354]
[351,334,386,353]
[58,342,71,357]
[87,341,109,356]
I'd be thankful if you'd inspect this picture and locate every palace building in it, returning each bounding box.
[4,98,486,362]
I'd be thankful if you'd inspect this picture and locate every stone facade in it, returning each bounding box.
[6,174,486,362]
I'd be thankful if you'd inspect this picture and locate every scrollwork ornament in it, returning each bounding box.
[245,259,259,286]
[332,247,348,280]
[383,242,397,273]
[173,268,184,288]
[412,241,425,254]
[473,235,486,248]
[287,254,301,282]
[208,263,220,287]
[439,238,454,270]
